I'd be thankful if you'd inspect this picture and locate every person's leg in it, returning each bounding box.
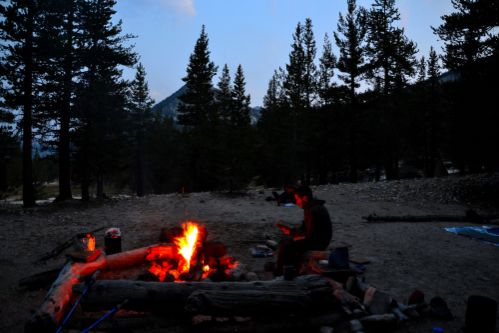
[275,239,311,276]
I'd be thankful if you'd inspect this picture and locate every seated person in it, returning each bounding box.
[273,185,332,276]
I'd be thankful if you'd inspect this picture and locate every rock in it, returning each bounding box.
[319,326,334,333]
[265,240,278,250]
[363,287,391,315]
[228,263,248,281]
[244,272,258,282]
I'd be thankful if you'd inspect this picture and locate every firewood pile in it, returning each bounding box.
[23,223,429,333]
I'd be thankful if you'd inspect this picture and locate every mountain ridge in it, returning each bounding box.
[151,84,261,124]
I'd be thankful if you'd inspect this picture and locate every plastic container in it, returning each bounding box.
[328,247,349,269]
[105,228,122,255]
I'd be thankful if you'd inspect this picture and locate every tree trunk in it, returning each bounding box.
[56,2,74,202]
[72,275,334,313]
[22,0,36,208]
[96,172,104,198]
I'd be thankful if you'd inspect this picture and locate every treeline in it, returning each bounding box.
[256,0,499,186]
[0,0,149,206]
[1,0,498,204]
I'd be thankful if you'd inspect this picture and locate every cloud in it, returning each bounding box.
[158,0,196,18]
[150,91,162,101]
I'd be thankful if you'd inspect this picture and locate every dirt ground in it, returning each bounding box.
[1,174,498,332]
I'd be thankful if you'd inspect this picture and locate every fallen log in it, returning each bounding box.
[37,226,105,262]
[185,289,325,316]
[72,275,335,313]
[362,213,499,224]
[193,313,345,333]
[25,253,108,333]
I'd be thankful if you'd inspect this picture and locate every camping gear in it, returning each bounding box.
[407,290,425,305]
[328,247,349,269]
[464,295,497,332]
[74,232,95,252]
[56,269,100,333]
[442,226,499,247]
[429,297,453,320]
[105,228,122,255]
[284,265,295,281]
[82,299,129,333]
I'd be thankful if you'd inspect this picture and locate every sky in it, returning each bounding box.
[112,0,456,107]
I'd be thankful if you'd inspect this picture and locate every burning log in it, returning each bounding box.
[25,253,108,333]
[106,243,177,270]
[72,275,335,314]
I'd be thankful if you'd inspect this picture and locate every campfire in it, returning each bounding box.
[145,221,237,282]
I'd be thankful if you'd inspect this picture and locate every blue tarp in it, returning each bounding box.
[442,226,499,247]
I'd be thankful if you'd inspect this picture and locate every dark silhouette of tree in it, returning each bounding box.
[0,0,43,207]
[177,25,219,191]
[334,0,368,182]
[128,63,154,197]
[73,0,137,200]
[365,0,418,180]
[433,0,499,172]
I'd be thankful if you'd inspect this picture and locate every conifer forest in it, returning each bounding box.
[1,0,498,206]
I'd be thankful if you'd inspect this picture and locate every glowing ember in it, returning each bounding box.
[203,265,210,272]
[174,222,199,273]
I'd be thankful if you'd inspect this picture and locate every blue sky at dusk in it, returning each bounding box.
[112,0,455,107]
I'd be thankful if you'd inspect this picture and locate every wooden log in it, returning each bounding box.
[362,213,499,224]
[19,268,62,290]
[72,275,334,313]
[37,226,105,261]
[194,313,345,333]
[185,289,325,316]
[106,243,177,270]
[25,253,108,333]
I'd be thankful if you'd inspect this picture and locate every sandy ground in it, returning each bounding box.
[1,174,498,332]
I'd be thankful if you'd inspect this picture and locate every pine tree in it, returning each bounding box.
[177,25,219,191]
[232,64,251,133]
[426,46,442,177]
[432,0,499,172]
[365,0,418,180]
[0,0,43,207]
[177,25,218,132]
[302,18,317,109]
[73,0,137,200]
[334,0,368,182]
[217,64,232,123]
[129,63,155,197]
[317,33,337,108]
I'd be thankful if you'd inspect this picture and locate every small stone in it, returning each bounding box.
[319,326,334,333]
[244,272,258,281]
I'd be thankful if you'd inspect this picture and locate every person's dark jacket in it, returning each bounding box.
[291,200,332,250]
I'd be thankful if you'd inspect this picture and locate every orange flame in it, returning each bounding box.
[174,222,199,273]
